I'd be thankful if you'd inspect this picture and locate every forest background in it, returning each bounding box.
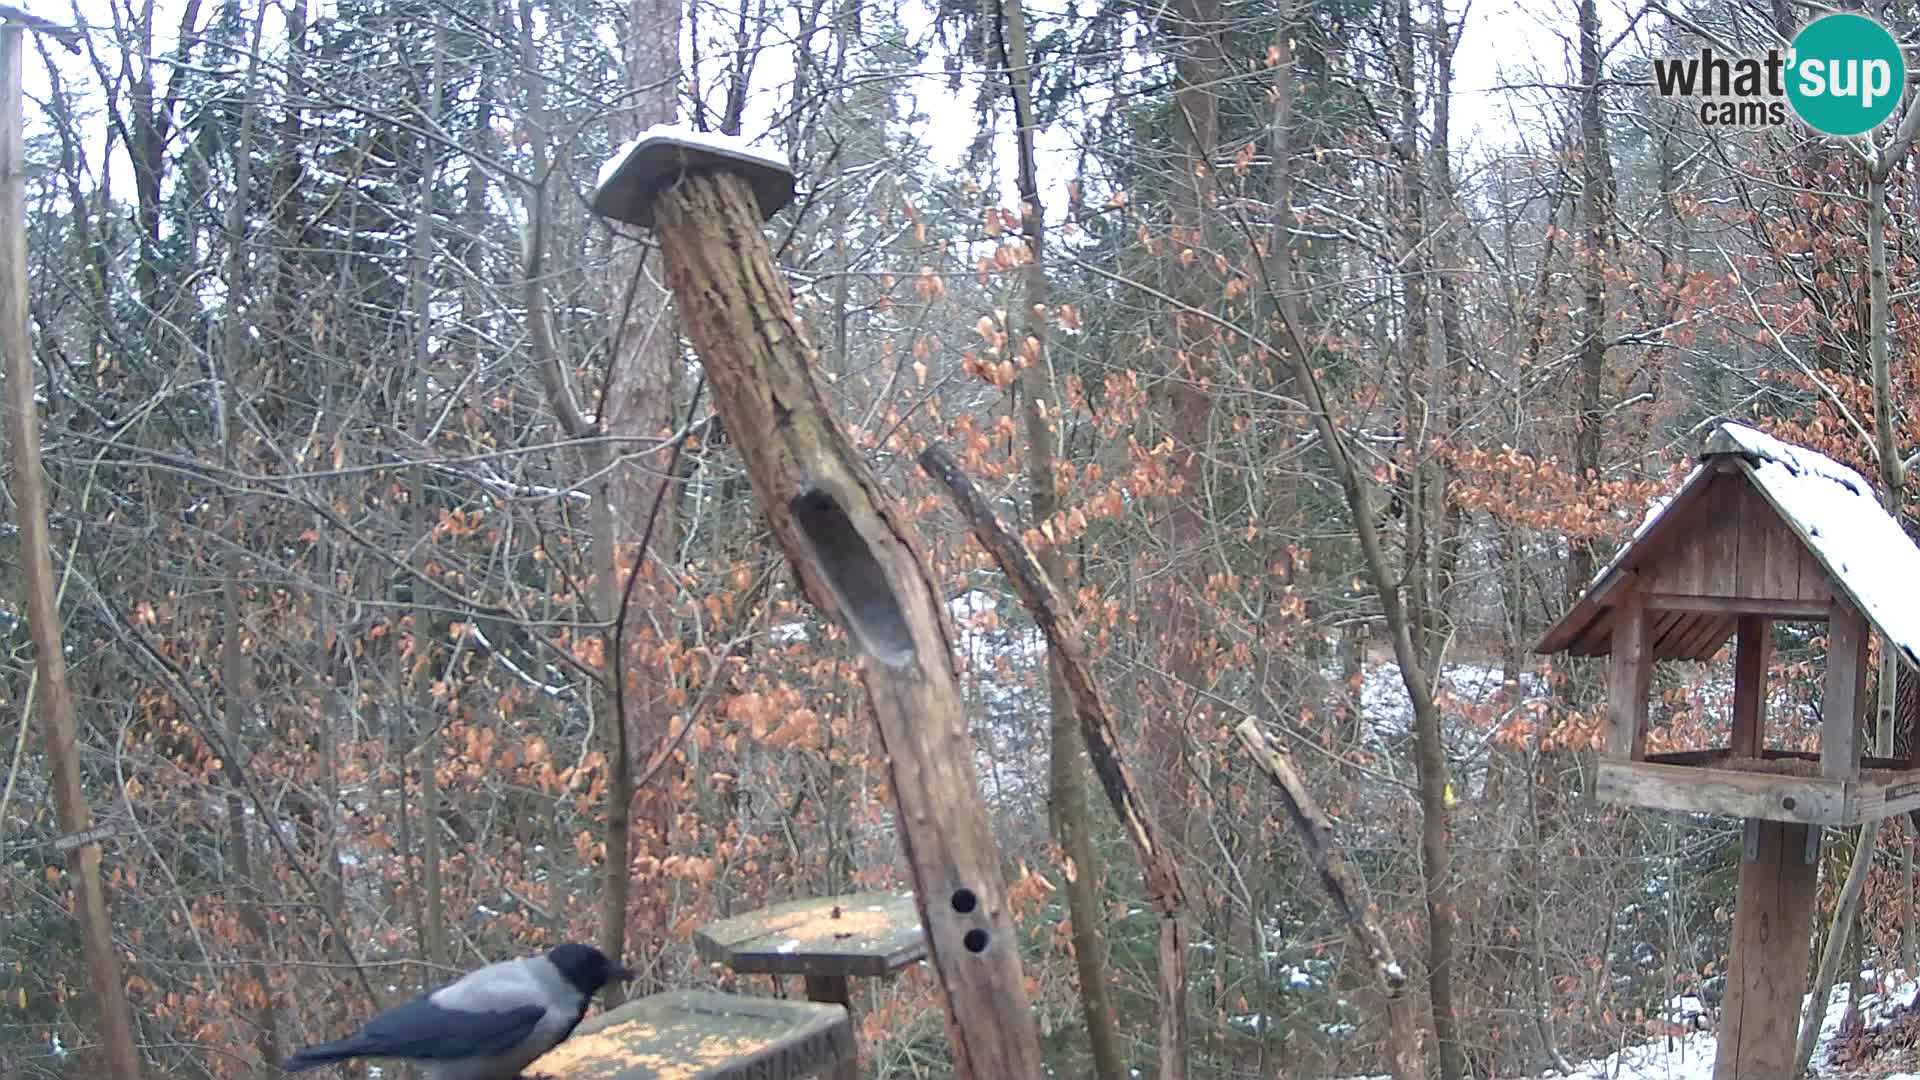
[1,0,1913,1076]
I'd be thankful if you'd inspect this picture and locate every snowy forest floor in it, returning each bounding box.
[1329,969,1920,1079]
[1533,970,1917,1080]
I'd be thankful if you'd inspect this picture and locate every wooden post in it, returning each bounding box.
[1731,616,1770,757]
[0,22,145,1080]
[802,975,855,1080]
[1608,595,1651,760]
[1824,599,1868,781]
[592,136,1043,1077]
[1715,820,1818,1080]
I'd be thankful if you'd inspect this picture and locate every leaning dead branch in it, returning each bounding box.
[1233,718,1405,988]
[1233,718,1429,1079]
[918,441,1192,1076]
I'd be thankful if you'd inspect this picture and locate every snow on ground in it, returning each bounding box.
[1334,970,1920,1080]
[1350,656,1548,796]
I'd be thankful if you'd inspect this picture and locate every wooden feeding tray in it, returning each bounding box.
[1597,748,1920,826]
[694,891,926,1080]
[694,891,926,979]
[528,989,854,1080]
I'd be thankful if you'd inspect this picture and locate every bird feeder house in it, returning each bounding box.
[1537,421,1920,1079]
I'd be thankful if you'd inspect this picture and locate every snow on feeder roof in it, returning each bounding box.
[1537,421,1920,672]
[592,123,795,228]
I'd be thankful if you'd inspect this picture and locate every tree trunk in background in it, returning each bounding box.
[1569,0,1610,603]
[216,15,284,1062]
[999,0,1124,1074]
[1428,0,1467,655]
[599,0,685,998]
[269,0,308,331]
[1392,0,1434,661]
[1,25,145,1079]
[409,21,450,981]
[1156,1,1222,1074]
[1393,3,1463,1076]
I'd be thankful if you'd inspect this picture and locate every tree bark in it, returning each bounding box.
[995,0,1124,1073]
[644,167,1045,1078]
[0,24,145,1080]
[1392,3,1463,1073]
[597,0,685,998]
[1569,0,1611,602]
[217,13,284,1062]
[1154,2,1223,1070]
[409,19,449,980]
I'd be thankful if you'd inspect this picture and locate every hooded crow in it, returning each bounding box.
[284,943,634,1079]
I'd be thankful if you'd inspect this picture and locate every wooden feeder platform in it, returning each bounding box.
[694,891,926,1080]
[693,891,925,979]
[1599,748,1920,826]
[529,989,853,1080]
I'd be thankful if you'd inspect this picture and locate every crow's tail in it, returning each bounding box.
[283,1037,370,1073]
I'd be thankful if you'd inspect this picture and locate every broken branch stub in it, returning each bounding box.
[592,136,1042,1078]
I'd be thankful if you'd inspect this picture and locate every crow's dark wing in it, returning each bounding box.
[353,995,547,1060]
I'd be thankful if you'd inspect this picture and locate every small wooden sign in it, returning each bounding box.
[530,990,853,1080]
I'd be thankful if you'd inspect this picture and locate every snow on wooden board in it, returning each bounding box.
[596,124,791,190]
[1709,422,1920,669]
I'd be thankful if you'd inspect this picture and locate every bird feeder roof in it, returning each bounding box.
[1536,422,1920,670]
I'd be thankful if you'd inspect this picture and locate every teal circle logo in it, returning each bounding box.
[1787,14,1906,136]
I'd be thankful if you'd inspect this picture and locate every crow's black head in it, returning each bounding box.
[546,944,635,996]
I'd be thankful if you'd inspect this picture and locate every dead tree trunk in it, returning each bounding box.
[597,148,1044,1078]
[994,0,1125,1071]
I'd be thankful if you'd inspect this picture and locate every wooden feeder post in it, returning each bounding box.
[1538,423,1920,1080]
[592,132,1044,1077]
[695,891,927,1080]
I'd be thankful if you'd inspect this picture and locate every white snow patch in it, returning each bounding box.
[596,124,792,190]
[1713,422,1920,667]
[1333,969,1920,1079]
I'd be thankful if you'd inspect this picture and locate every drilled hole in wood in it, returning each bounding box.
[790,486,915,667]
[950,888,977,914]
[963,928,989,953]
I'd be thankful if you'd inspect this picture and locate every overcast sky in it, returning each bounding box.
[7,0,1648,234]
